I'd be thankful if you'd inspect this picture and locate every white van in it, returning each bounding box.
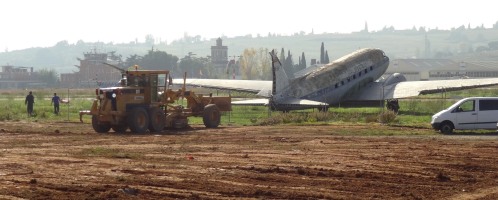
[431,97,498,134]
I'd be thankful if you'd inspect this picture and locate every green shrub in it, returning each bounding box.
[378,110,397,124]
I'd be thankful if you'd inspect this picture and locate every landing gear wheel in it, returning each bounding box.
[203,104,221,128]
[111,124,128,133]
[439,122,454,134]
[148,107,165,132]
[127,107,149,133]
[92,115,111,133]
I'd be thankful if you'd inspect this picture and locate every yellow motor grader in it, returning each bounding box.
[80,68,231,133]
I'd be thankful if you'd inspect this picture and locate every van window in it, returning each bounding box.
[479,99,498,111]
[455,100,475,112]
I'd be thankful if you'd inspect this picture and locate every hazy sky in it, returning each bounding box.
[1,0,496,51]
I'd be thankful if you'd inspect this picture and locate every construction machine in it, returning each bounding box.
[79,67,231,133]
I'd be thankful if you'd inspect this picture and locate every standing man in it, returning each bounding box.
[51,93,61,115]
[25,91,35,116]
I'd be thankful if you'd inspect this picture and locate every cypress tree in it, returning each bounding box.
[285,50,294,77]
[280,48,285,64]
[320,42,325,64]
[324,50,330,64]
[301,52,307,68]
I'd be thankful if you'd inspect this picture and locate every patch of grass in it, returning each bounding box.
[2,87,497,133]
[0,89,95,122]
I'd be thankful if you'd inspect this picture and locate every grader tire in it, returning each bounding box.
[111,124,128,133]
[148,107,165,132]
[92,115,111,133]
[127,107,149,133]
[203,104,221,128]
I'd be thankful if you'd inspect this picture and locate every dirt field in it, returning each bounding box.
[0,121,498,200]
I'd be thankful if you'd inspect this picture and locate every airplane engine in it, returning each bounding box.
[384,73,407,85]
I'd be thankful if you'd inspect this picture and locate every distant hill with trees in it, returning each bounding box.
[2,22,498,80]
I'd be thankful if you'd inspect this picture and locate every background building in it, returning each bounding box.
[210,38,228,75]
[61,50,122,88]
[0,65,41,89]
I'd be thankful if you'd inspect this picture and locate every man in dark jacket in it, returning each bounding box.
[51,93,61,115]
[25,91,35,116]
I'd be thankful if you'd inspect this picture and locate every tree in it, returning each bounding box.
[280,48,285,65]
[178,55,205,78]
[324,50,330,64]
[125,54,143,67]
[240,48,271,80]
[489,41,498,50]
[284,50,294,78]
[140,49,178,71]
[258,48,271,80]
[37,68,59,87]
[54,40,69,48]
[320,42,325,64]
[301,52,307,67]
[240,48,258,80]
[294,52,306,75]
[108,51,122,63]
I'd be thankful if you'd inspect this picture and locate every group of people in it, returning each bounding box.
[24,91,61,117]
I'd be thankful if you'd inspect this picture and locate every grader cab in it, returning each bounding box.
[80,69,231,133]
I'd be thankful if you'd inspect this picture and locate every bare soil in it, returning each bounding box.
[0,121,498,200]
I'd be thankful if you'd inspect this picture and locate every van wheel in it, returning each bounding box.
[439,122,454,134]
[203,104,221,128]
[128,107,149,133]
[92,115,111,133]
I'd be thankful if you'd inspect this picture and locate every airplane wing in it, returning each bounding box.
[232,98,328,106]
[231,98,269,106]
[232,98,328,111]
[346,78,498,101]
[177,78,329,110]
[173,79,273,97]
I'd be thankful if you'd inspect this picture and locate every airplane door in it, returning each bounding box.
[454,100,477,130]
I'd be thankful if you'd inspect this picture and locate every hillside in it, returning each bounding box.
[1,28,498,74]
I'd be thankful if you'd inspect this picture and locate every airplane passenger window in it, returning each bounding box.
[335,83,338,88]
[353,75,356,79]
[370,66,373,70]
[359,72,362,77]
[364,69,368,73]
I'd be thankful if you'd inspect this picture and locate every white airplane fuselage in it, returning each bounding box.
[275,48,389,106]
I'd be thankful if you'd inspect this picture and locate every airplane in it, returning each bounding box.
[176,48,498,111]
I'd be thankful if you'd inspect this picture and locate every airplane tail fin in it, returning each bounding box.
[269,50,289,98]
